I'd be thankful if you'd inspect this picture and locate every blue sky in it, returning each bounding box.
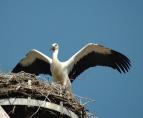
[0,0,143,118]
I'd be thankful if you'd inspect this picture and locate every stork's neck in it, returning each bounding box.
[52,49,59,61]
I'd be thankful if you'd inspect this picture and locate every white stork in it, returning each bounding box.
[12,43,131,89]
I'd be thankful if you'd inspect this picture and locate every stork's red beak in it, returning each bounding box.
[50,46,55,51]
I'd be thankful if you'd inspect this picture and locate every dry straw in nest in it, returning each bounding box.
[0,72,95,118]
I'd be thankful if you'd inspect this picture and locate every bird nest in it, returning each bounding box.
[0,72,95,118]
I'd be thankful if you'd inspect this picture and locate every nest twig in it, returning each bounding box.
[0,72,93,118]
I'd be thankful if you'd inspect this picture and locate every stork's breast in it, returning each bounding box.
[51,64,65,81]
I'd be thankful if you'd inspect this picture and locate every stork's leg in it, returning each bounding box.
[62,78,74,99]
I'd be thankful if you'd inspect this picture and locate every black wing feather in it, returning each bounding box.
[69,50,131,83]
[12,58,52,75]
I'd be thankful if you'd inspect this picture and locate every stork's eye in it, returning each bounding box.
[54,44,58,47]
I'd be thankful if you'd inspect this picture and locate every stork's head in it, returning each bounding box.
[51,43,59,51]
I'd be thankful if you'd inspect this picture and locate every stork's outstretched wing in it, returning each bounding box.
[12,49,52,75]
[66,43,131,82]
